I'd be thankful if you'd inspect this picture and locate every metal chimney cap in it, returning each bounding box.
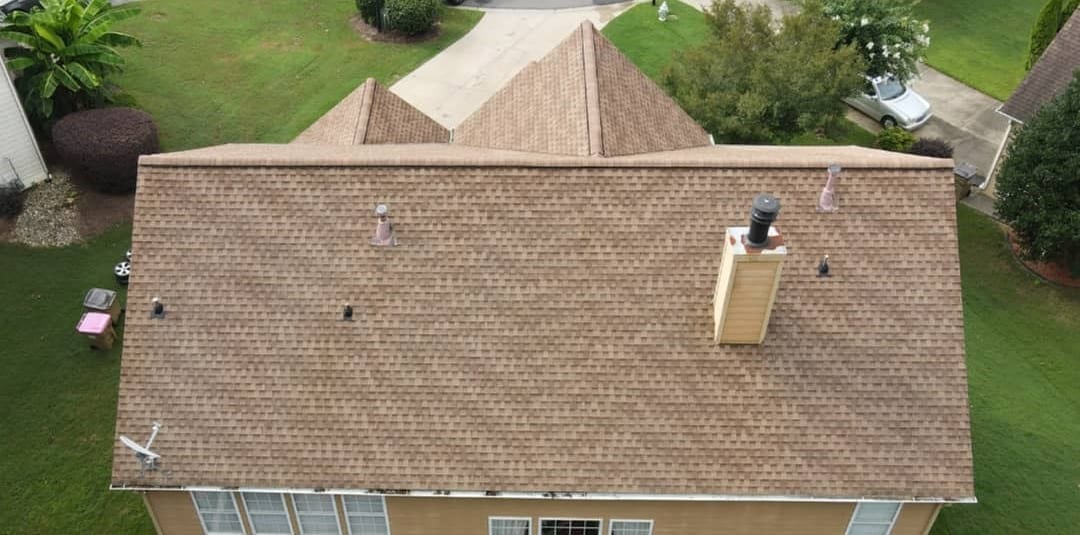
[750,194,781,221]
[375,204,389,217]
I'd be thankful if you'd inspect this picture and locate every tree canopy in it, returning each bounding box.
[662,0,865,144]
[995,72,1080,275]
[815,0,929,82]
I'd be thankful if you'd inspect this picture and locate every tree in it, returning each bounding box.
[662,0,866,144]
[994,72,1080,275]
[1026,0,1080,70]
[0,0,141,123]
[816,0,930,82]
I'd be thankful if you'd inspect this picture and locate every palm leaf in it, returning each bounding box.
[53,65,82,91]
[5,57,36,71]
[65,62,100,88]
[32,22,66,51]
[41,71,58,98]
[0,30,40,48]
[98,31,140,48]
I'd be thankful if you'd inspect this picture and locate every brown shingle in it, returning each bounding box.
[114,143,972,500]
[293,79,449,144]
[1000,9,1080,123]
[454,22,711,157]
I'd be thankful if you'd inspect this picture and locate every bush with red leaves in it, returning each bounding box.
[52,108,159,194]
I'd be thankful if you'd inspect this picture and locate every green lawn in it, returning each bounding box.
[602,0,874,147]
[931,206,1080,534]
[114,1,482,151]
[0,226,151,534]
[915,0,1045,100]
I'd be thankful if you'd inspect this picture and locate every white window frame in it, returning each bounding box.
[538,517,603,535]
[191,491,247,535]
[844,502,902,535]
[290,494,342,535]
[489,516,533,535]
[608,519,653,535]
[240,492,294,535]
[342,495,391,535]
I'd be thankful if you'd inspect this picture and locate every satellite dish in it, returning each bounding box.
[120,436,160,460]
[119,422,162,472]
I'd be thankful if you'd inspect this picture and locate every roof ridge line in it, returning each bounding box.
[581,22,603,157]
[353,78,376,145]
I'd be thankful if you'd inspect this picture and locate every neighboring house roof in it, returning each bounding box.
[1000,8,1080,123]
[293,78,449,145]
[454,22,711,156]
[112,22,973,502]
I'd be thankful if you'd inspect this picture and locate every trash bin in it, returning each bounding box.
[76,312,116,350]
[84,288,120,324]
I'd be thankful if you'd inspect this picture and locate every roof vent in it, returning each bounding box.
[343,303,354,321]
[150,297,165,319]
[817,164,841,212]
[713,195,787,344]
[371,204,397,246]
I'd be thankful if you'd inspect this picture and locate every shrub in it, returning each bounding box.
[817,0,930,81]
[1,0,141,124]
[908,137,954,159]
[875,127,915,152]
[995,72,1080,275]
[53,108,159,194]
[0,179,26,219]
[1026,0,1079,69]
[356,0,382,27]
[384,0,440,36]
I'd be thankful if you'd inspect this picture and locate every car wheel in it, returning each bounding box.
[114,261,131,285]
[880,116,898,128]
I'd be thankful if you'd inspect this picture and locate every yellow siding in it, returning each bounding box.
[718,260,781,343]
[144,491,203,535]
[386,497,856,535]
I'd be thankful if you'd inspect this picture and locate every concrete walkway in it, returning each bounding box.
[392,3,635,128]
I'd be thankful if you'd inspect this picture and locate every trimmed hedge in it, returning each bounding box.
[1027,0,1080,69]
[385,0,440,36]
[908,137,954,159]
[52,108,159,194]
[875,127,916,153]
[0,179,26,219]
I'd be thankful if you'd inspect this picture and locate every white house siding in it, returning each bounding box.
[0,64,47,188]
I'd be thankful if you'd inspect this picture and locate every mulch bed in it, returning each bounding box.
[350,14,443,43]
[1006,229,1080,288]
[69,172,135,238]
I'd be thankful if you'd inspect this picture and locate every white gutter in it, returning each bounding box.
[109,484,976,504]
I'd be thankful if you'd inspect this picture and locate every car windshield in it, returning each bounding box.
[876,77,906,100]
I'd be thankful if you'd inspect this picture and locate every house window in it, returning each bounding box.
[342,495,389,535]
[192,491,245,535]
[241,492,293,534]
[539,518,602,535]
[490,517,532,535]
[291,494,341,535]
[846,503,902,535]
[609,520,653,535]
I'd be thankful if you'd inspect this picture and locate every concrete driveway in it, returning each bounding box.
[392,3,635,128]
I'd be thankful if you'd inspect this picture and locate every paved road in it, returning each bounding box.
[463,0,627,8]
[392,3,635,127]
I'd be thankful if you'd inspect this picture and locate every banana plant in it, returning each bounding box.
[0,0,141,122]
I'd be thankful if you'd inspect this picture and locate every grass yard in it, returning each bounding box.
[931,206,1080,534]
[0,226,151,534]
[602,0,874,147]
[114,1,483,151]
[915,0,1045,100]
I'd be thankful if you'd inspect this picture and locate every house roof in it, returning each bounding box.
[1000,8,1080,123]
[111,22,973,501]
[293,78,449,145]
[454,22,711,156]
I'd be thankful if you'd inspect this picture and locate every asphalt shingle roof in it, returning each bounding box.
[1000,8,1080,123]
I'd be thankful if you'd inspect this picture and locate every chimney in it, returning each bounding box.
[713,194,787,344]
